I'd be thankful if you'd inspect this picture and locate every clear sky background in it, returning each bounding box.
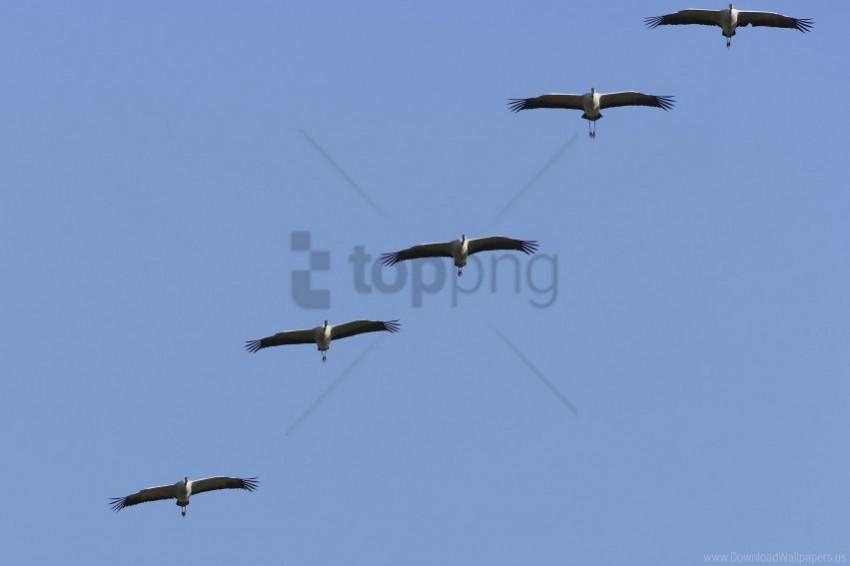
[1,1,847,564]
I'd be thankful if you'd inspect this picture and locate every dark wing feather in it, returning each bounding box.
[467,237,538,256]
[599,92,675,111]
[245,328,316,353]
[508,94,584,113]
[645,9,722,28]
[737,11,813,32]
[191,476,259,495]
[380,242,454,267]
[330,320,400,341]
[109,483,178,512]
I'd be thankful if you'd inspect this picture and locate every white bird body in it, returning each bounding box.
[315,323,332,354]
[246,319,400,362]
[175,479,191,509]
[509,88,674,139]
[582,89,601,120]
[721,6,737,38]
[645,4,813,48]
[110,476,258,517]
[452,236,469,272]
[381,235,538,276]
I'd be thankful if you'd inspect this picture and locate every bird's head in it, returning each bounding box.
[461,234,467,243]
[183,476,189,485]
[323,320,329,329]
[728,3,733,9]
[590,87,596,95]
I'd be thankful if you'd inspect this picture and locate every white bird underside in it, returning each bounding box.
[508,90,674,138]
[380,235,538,276]
[245,319,400,361]
[645,5,812,46]
[109,476,258,515]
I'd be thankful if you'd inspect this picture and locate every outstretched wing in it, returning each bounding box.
[191,476,259,495]
[330,320,400,341]
[508,94,584,113]
[380,242,454,267]
[645,9,722,29]
[468,237,538,256]
[737,11,813,32]
[245,329,315,353]
[109,483,177,512]
[599,92,675,111]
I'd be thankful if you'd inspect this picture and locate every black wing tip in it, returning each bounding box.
[521,240,539,254]
[644,15,664,29]
[507,98,528,113]
[656,95,676,111]
[245,339,263,353]
[241,477,260,492]
[108,497,128,512]
[796,18,814,33]
[383,320,401,334]
[379,252,400,267]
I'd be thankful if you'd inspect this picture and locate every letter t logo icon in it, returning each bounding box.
[290,231,330,309]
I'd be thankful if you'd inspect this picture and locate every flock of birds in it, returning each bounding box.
[109,235,538,516]
[110,3,813,518]
[245,235,538,362]
[509,3,813,138]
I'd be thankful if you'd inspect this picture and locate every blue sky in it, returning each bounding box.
[1,1,848,564]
